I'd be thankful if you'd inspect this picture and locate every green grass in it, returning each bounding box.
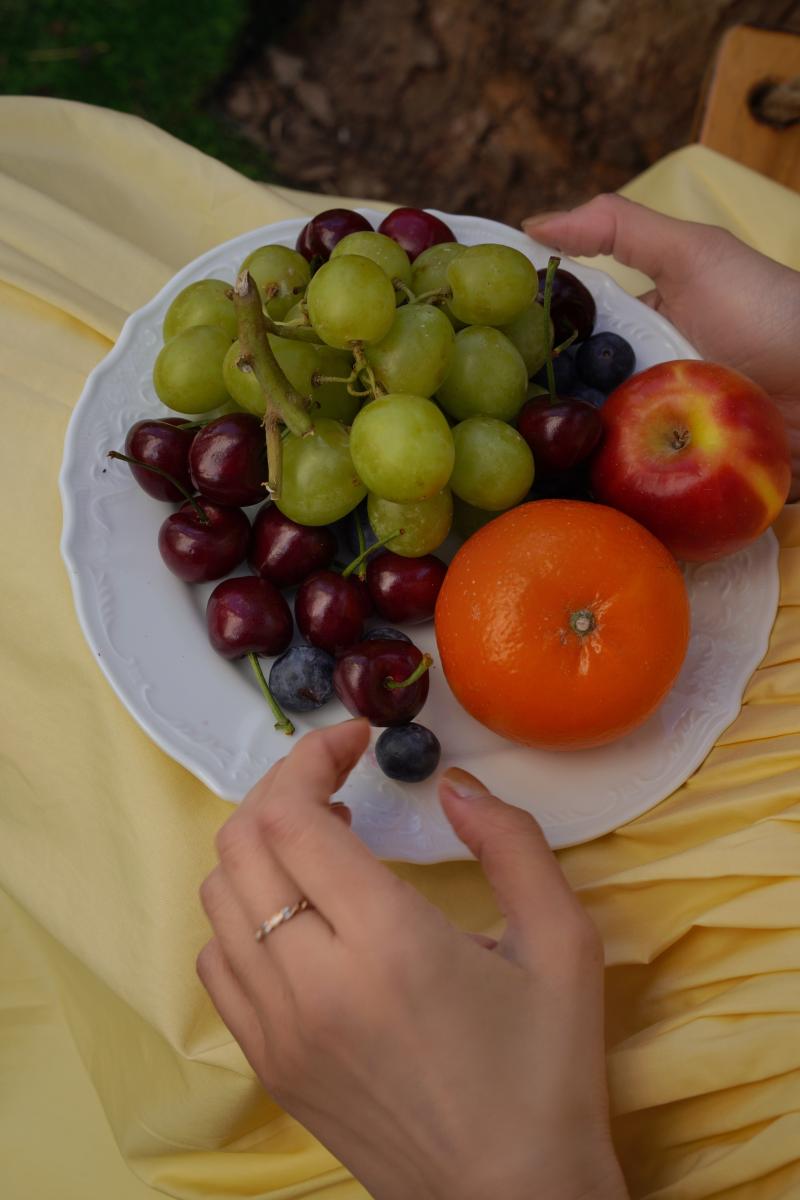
[0,0,276,179]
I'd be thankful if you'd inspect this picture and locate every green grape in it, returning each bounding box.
[364,304,454,398]
[240,245,311,320]
[331,231,412,301]
[306,256,396,349]
[277,418,366,525]
[367,489,453,558]
[527,380,549,400]
[447,244,537,326]
[223,338,359,423]
[163,279,237,342]
[437,326,527,422]
[271,337,359,423]
[153,325,231,414]
[283,299,322,343]
[350,393,454,503]
[499,301,553,375]
[452,496,503,540]
[222,340,261,413]
[450,417,534,511]
[411,242,466,328]
[204,397,249,419]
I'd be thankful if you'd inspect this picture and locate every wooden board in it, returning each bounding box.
[696,25,800,191]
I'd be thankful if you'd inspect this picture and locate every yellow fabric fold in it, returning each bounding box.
[1,97,799,1198]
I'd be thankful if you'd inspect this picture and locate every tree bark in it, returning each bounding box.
[224,0,800,223]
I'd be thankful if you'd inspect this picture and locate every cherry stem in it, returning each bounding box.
[542,254,561,406]
[341,528,403,578]
[354,508,367,580]
[153,417,209,431]
[552,328,578,358]
[247,653,294,736]
[107,451,209,524]
[384,653,433,690]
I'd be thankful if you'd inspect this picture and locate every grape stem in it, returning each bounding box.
[261,310,314,344]
[233,269,313,437]
[247,653,294,736]
[107,451,209,524]
[312,369,358,388]
[412,287,452,306]
[234,270,314,499]
[393,279,417,305]
[341,528,404,578]
[384,653,433,690]
[352,344,385,402]
[542,255,561,406]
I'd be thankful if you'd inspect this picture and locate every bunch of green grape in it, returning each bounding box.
[153,229,552,556]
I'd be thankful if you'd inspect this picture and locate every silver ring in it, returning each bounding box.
[254,897,312,942]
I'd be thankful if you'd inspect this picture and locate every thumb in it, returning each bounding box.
[439,768,583,956]
[522,193,713,286]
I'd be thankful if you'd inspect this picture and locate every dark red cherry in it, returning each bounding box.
[207,577,293,659]
[189,413,267,507]
[158,501,250,582]
[248,505,337,588]
[517,396,603,475]
[333,639,431,726]
[296,209,374,262]
[295,570,371,655]
[124,418,196,501]
[536,268,596,344]
[366,553,447,624]
[377,208,456,261]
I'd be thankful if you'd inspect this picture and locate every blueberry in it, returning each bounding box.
[364,627,412,643]
[575,332,635,392]
[269,645,335,712]
[571,383,607,407]
[531,350,577,395]
[375,723,441,783]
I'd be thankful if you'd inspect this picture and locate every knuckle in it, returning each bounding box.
[195,941,213,982]
[214,814,250,863]
[256,799,303,850]
[198,870,223,918]
[483,800,546,849]
[588,191,624,216]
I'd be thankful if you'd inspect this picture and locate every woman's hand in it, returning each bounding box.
[523,195,800,497]
[197,719,627,1200]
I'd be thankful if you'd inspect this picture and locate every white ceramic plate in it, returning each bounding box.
[60,210,779,861]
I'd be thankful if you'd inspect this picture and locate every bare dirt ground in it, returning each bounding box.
[222,0,800,225]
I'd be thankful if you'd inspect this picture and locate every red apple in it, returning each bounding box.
[590,361,790,562]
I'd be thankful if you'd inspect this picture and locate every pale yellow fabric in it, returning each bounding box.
[1,97,798,1199]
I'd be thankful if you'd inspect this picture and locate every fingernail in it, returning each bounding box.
[442,767,491,799]
[522,210,564,232]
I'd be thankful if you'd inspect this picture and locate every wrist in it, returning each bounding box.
[438,1148,628,1200]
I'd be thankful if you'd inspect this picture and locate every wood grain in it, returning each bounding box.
[697,25,800,190]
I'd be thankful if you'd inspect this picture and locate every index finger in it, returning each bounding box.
[228,719,410,934]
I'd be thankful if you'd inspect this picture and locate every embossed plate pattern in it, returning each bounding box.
[60,211,780,861]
